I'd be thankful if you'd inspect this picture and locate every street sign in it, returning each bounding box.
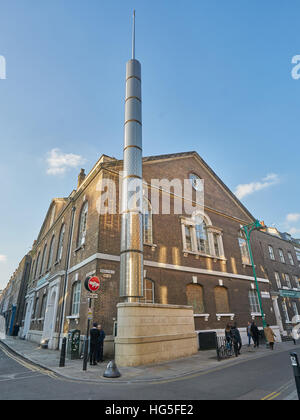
[84,276,100,293]
[87,308,93,320]
[86,293,98,299]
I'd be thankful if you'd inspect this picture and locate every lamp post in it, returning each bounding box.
[242,220,267,332]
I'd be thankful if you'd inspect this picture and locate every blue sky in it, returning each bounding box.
[0,0,300,289]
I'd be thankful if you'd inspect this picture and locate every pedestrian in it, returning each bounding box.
[231,323,242,357]
[96,324,106,363]
[264,324,276,350]
[225,324,232,351]
[250,321,260,348]
[90,322,100,366]
[247,322,253,347]
[12,323,20,339]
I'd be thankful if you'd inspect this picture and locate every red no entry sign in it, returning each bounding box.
[84,276,100,293]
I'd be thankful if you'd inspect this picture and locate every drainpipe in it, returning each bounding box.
[57,205,76,350]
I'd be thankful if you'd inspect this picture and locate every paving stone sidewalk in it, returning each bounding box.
[1,336,299,384]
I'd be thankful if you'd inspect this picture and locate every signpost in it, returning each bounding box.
[82,276,100,371]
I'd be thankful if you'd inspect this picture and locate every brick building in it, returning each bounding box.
[22,151,279,352]
[256,227,300,336]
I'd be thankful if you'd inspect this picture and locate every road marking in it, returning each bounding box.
[261,380,295,400]
[0,342,58,379]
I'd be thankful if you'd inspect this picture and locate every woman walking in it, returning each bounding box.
[264,324,276,350]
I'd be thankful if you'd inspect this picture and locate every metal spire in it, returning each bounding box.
[132,10,136,60]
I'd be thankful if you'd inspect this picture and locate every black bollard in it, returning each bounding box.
[59,337,67,367]
[290,353,300,400]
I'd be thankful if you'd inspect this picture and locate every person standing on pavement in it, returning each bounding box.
[247,322,253,347]
[250,321,260,348]
[12,323,20,339]
[231,323,242,357]
[225,324,232,351]
[264,324,276,350]
[96,324,106,363]
[90,322,100,366]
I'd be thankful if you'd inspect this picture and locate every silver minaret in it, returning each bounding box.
[120,11,144,302]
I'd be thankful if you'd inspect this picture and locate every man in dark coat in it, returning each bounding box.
[96,324,106,363]
[250,321,260,348]
[231,323,242,357]
[90,323,100,366]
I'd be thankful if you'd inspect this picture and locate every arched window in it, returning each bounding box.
[77,202,88,246]
[195,222,210,254]
[47,235,55,270]
[214,286,230,313]
[143,198,153,244]
[40,244,47,275]
[34,252,40,279]
[71,282,81,316]
[186,284,205,314]
[140,279,154,303]
[56,224,65,261]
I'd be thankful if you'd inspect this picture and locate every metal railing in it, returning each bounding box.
[216,336,234,361]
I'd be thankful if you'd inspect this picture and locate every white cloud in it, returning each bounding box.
[235,173,279,200]
[0,255,7,262]
[46,148,86,175]
[286,213,300,223]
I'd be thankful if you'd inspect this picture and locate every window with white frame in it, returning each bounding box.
[71,282,81,316]
[40,244,47,275]
[282,301,290,323]
[40,294,47,319]
[268,245,275,260]
[288,252,294,265]
[34,252,40,279]
[285,273,292,289]
[238,232,251,265]
[274,271,281,289]
[140,279,155,304]
[294,275,300,289]
[77,201,88,247]
[295,248,300,266]
[181,215,224,258]
[292,302,299,317]
[56,224,65,261]
[143,198,153,244]
[47,235,55,270]
[279,249,285,263]
[195,222,210,254]
[249,290,260,313]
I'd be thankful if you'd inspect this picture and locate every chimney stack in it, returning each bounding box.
[77,168,86,189]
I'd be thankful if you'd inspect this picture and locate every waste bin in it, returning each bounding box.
[67,329,81,360]
[198,331,217,350]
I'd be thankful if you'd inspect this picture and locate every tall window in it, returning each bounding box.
[249,290,260,313]
[238,232,251,265]
[274,272,281,289]
[279,249,285,263]
[143,198,153,244]
[294,276,300,289]
[285,274,292,289]
[71,282,81,316]
[282,301,290,323]
[57,224,65,261]
[195,222,210,254]
[33,297,39,319]
[295,248,300,266]
[268,245,275,260]
[77,202,88,246]
[214,286,230,313]
[185,225,193,251]
[40,294,47,319]
[140,279,154,303]
[213,233,220,258]
[34,252,40,279]
[40,244,47,275]
[186,284,205,314]
[292,302,299,317]
[288,252,294,265]
[47,236,55,270]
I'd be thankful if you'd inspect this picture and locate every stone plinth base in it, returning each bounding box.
[115,303,198,367]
